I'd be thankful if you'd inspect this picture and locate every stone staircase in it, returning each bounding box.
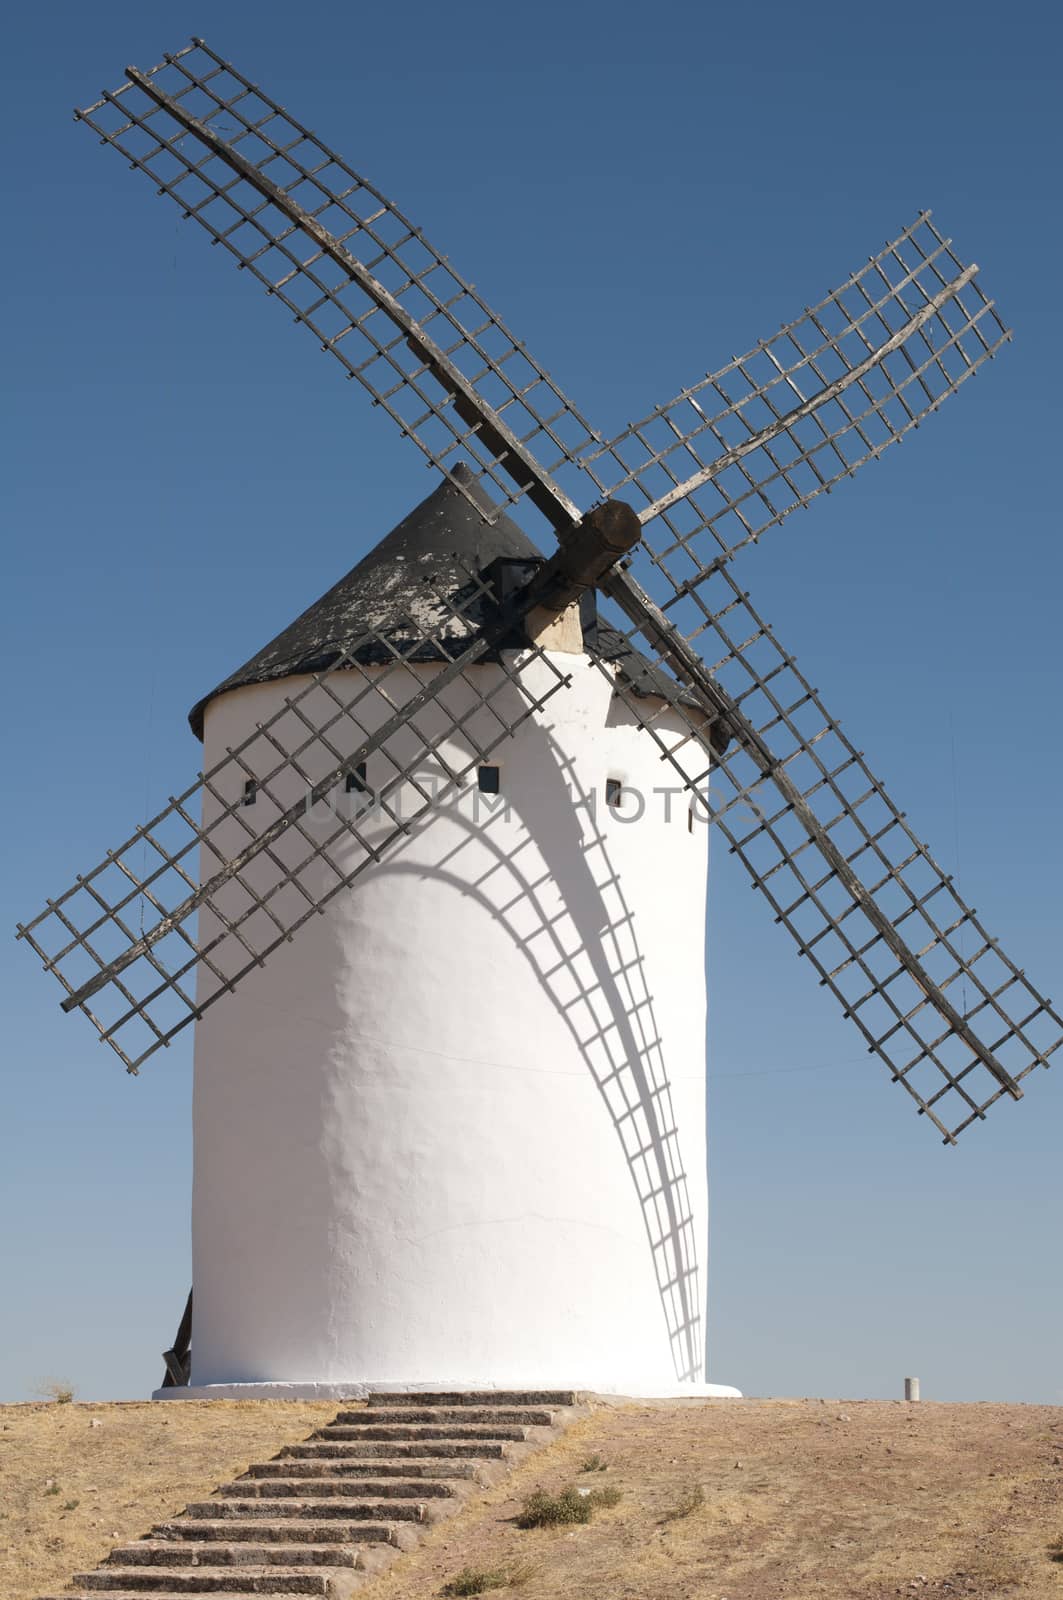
[40,1391,578,1599]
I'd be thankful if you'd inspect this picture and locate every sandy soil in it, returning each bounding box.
[0,1398,336,1600]
[2,1396,1061,1599]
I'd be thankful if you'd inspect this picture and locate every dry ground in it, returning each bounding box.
[2,1397,1062,1600]
[0,1398,336,1600]
[363,1399,1063,1600]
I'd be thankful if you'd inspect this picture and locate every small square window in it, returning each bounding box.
[478,765,500,794]
[242,778,258,807]
[605,777,623,808]
[345,761,368,794]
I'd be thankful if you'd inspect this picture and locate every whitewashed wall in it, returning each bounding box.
[189,652,716,1392]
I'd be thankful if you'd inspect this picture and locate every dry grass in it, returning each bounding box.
[660,1482,706,1523]
[0,1398,335,1600]
[440,1562,533,1596]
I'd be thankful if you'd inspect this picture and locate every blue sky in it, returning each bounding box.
[2,0,1060,1404]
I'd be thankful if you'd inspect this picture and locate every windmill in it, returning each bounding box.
[17,37,1058,1398]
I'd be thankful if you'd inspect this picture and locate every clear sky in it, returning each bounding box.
[1,0,1060,1405]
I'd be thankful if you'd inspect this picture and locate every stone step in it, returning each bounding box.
[280,1439,506,1460]
[106,1544,359,1568]
[242,1463,461,1489]
[314,1424,527,1442]
[50,1395,579,1600]
[367,1390,577,1407]
[332,1407,553,1426]
[183,1499,424,1522]
[70,1573,331,1595]
[226,1478,449,1502]
[157,1518,402,1541]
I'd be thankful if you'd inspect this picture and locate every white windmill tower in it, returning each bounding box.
[183,466,727,1396]
[19,39,1059,1400]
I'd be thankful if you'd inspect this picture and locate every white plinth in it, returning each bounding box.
[153,1378,743,1401]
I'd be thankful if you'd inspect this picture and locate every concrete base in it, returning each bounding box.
[153,1378,743,1401]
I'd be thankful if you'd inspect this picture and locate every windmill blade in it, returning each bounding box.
[589,558,1058,1144]
[580,214,1009,579]
[16,558,576,1074]
[64,38,1053,1142]
[75,38,597,533]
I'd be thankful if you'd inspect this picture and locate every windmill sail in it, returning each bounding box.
[580,213,1008,569]
[74,38,596,533]
[15,471,649,1075]
[26,36,1056,1139]
[590,560,1060,1143]
[16,549,575,1072]
[76,45,1004,554]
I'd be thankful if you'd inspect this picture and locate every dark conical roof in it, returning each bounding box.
[189,464,705,740]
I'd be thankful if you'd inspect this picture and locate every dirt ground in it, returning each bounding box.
[1,1396,1061,1600]
[360,1398,1063,1600]
[0,1398,336,1600]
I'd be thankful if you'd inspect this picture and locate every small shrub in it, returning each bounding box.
[43,1482,61,1497]
[441,1563,532,1596]
[441,1568,506,1597]
[588,1484,623,1510]
[35,1380,76,1405]
[580,1452,608,1473]
[517,1483,622,1528]
[661,1483,705,1522]
[62,1499,80,1511]
[518,1486,591,1528]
